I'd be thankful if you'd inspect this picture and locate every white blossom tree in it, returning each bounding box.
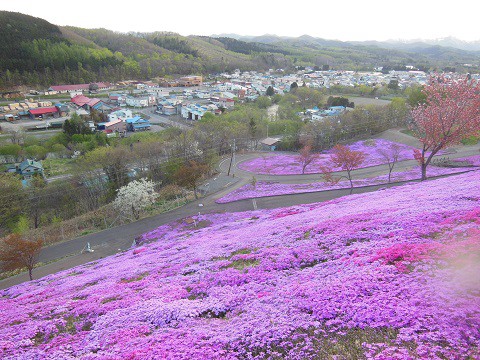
[113,179,157,220]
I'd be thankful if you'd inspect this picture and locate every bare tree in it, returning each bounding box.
[297,143,317,174]
[320,145,366,194]
[8,130,25,145]
[378,144,402,183]
[174,160,210,199]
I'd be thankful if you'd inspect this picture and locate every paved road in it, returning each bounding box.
[147,110,192,130]
[1,131,478,289]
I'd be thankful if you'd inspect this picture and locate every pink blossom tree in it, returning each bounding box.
[411,75,480,180]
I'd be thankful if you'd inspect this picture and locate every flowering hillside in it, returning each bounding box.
[239,139,419,175]
[1,172,480,359]
[217,165,475,203]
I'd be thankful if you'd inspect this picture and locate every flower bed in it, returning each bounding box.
[217,166,475,203]
[1,172,480,359]
[239,139,421,175]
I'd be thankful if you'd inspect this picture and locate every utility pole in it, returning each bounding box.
[227,138,236,176]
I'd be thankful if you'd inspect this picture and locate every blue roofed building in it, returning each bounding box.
[7,159,44,180]
[126,116,151,132]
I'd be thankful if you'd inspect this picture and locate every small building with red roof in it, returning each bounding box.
[28,106,59,119]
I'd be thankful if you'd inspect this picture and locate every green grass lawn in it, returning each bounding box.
[400,128,416,137]
[42,158,76,177]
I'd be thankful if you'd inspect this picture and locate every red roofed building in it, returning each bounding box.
[71,95,91,107]
[87,98,101,108]
[71,95,112,113]
[28,107,59,119]
[49,82,112,93]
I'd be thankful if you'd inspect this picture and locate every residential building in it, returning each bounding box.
[108,109,133,122]
[181,103,209,121]
[179,76,203,87]
[126,95,155,107]
[126,116,151,132]
[7,159,44,180]
[97,119,126,133]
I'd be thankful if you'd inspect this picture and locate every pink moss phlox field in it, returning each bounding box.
[217,166,475,203]
[238,139,420,175]
[2,172,480,359]
[454,154,480,166]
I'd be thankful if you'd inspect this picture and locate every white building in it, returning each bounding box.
[126,96,153,108]
[108,109,133,122]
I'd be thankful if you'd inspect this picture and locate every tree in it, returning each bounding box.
[113,178,157,220]
[290,82,298,92]
[297,143,317,174]
[79,146,130,197]
[387,79,399,91]
[0,234,43,280]
[62,113,92,139]
[174,160,210,199]
[320,145,366,194]
[378,144,402,183]
[294,87,324,110]
[8,130,25,145]
[88,82,99,93]
[327,96,354,108]
[405,85,427,108]
[256,96,272,109]
[410,75,480,180]
[0,174,25,235]
[266,86,275,96]
[27,175,47,229]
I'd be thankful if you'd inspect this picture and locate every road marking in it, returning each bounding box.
[252,199,258,210]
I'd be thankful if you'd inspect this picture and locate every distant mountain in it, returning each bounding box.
[213,33,480,70]
[215,33,480,53]
[385,37,480,52]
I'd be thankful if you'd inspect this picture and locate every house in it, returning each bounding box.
[181,103,210,121]
[148,87,170,98]
[55,103,70,117]
[126,96,154,108]
[71,95,91,108]
[179,76,203,87]
[260,137,282,151]
[157,98,182,115]
[71,95,112,113]
[108,109,133,122]
[97,119,126,133]
[126,116,151,132]
[163,105,177,115]
[7,159,44,180]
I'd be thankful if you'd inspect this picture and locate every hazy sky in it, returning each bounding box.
[1,0,479,42]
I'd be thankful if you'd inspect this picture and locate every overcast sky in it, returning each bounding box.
[1,0,479,42]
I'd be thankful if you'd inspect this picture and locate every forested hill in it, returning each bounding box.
[1,11,480,89]
[0,11,291,89]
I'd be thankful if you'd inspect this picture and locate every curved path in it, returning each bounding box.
[1,132,478,289]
